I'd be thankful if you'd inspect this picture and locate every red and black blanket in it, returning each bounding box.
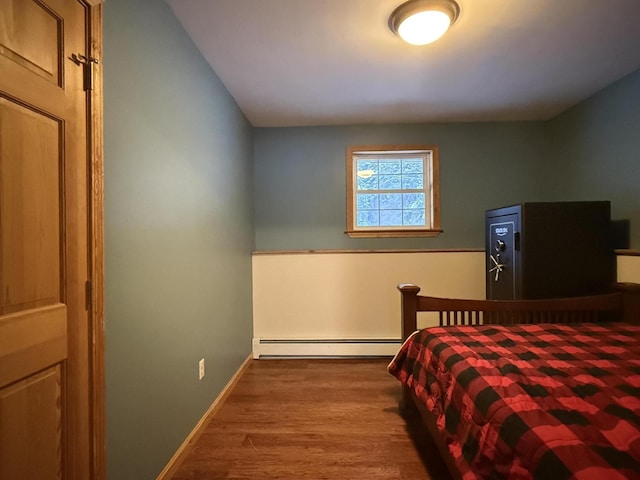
[388,323,640,479]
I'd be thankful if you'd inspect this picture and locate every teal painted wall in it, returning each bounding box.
[547,68,640,248]
[254,123,547,250]
[101,0,639,474]
[253,69,640,251]
[104,1,254,479]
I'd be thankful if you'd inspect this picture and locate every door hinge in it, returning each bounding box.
[85,280,92,310]
[70,53,100,91]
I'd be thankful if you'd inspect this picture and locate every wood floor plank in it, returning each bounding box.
[170,359,451,480]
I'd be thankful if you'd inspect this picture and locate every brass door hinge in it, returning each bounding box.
[70,53,100,91]
[85,280,92,310]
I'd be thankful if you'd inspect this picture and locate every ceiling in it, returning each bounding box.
[166,0,640,127]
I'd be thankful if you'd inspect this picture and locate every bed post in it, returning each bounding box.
[617,283,640,325]
[397,284,421,416]
[398,283,421,341]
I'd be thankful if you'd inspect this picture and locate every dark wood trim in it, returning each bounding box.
[251,248,640,256]
[399,283,421,342]
[250,248,639,256]
[615,249,640,257]
[252,248,484,255]
[397,282,640,340]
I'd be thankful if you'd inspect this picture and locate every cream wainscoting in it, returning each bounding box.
[251,250,485,358]
[252,250,640,357]
[617,251,640,283]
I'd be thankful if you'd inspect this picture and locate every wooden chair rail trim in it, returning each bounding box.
[614,249,640,256]
[252,249,637,256]
[252,248,483,255]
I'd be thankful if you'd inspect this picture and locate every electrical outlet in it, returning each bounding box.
[198,358,205,380]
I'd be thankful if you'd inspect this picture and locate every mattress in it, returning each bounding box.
[388,323,640,479]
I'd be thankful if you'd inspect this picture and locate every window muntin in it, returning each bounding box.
[346,146,441,238]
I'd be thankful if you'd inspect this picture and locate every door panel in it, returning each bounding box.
[0,97,62,315]
[0,0,62,85]
[0,366,63,480]
[0,304,67,387]
[0,0,91,479]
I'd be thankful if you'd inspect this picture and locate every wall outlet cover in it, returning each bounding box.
[198,358,205,380]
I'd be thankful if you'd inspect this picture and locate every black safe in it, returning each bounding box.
[485,202,615,300]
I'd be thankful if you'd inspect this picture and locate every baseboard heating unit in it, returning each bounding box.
[252,338,402,359]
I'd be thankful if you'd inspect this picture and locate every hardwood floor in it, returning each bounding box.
[170,358,452,479]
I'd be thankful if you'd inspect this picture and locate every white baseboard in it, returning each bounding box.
[252,338,401,358]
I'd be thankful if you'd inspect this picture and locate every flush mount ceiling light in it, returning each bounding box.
[389,0,460,46]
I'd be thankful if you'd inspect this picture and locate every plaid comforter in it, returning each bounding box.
[388,323,640,479]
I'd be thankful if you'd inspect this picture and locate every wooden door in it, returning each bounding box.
[0,0,99,478]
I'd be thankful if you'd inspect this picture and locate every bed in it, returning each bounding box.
[388,283,640,480]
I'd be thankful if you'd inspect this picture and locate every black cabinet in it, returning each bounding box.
[485,202,615,300]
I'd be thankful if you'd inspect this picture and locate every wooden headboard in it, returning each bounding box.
[398,283,640,341]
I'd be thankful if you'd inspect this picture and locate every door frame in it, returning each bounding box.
[84,1,106,479]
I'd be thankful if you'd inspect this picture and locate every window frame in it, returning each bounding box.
[345,144,441,238]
